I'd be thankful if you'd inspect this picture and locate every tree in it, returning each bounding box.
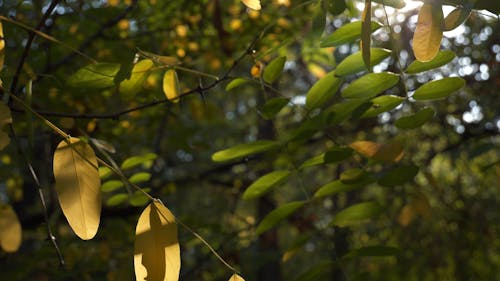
[0,0,499,280]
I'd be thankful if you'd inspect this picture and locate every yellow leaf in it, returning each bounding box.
[229,273,245,281]
[349,140,404,162]
[0,102,12,151]
[135,200,180,281]
[361,0,372,70]
[162,69,181,103]
[241,0,261,10]
[53,137,101,240]
[120,59,154,96]
[0,20,5,51]
[397,204,415,227]
[0,204,22,252]
[412,3,443,62]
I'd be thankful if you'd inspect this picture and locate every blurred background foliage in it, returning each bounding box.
[0,0,499,280]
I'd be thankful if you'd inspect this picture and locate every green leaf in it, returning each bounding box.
[212,140,279,162]
[101,180,124,192]
[263,56,286,84]
[121,153,158,170]
[405,50,455,74]
[299,154,325,169]
[443,6,471,31]
[260,97,290,120]
[129,190,151,207]
[323,0,346,16]
[313,178,372,199]
[305,71,344,110]
[395,107,435,129]
[119,59,154,96]
[325,99,367,126]
[372,0,405,8]
[361,95,405,118]
[106,193,128,207]
[242,171,291,200]
[256,201,305,235]
[320,21,382,47]
[343,246,400,259]
[342,72,399,99]
[331,201,383,227]
[378,164,419,187]
[324,147,353,163]
[98,166,112,179]
[225,78,250,91]
[129,172,152,184]
[340,168,369,184]
[66,63,120,89]
[413,77,465,100]
[335,48,391,77]
[361,0,372,70]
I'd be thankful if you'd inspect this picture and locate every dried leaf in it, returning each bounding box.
[412,3,443,62]
[53,137,101,240]
[135,201,180,281]
[0,204,22,252]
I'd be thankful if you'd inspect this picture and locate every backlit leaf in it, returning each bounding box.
[163,69,181,103]
[229,273,245,281]
[243,170,291,200]
[212,140,279,162]
[313,178,373,199]
[0,102,12,151]
[263,56,286,84]
[256,201,305,234]
[413,77,465,100]
[341,72,399,99]
[305,71,344,110]
[226,78,250,91]
[299,153,325,169]
[335,48,391,76]
[395,107,435,129]
[121,153,157,170]
[67,63,120,89]
[405,50,455,74]
[412,3,443,62]
[361,0,372,70]
[129,190,151,207]
[378,164,419,187]
[361,95,405,118]
[321,21,382,47]
[120,59,154,96]
[0,204,22,252]
[106,193,128,206]
[331,201,382,227]
[135,201,180,281]
[53,137,101,240]
[129,172,152,184]
[444,6,471,31]
[241,0,261,10]
[101,180,124,192]
[350,140,404,162]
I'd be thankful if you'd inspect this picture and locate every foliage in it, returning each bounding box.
[0,0,499,280]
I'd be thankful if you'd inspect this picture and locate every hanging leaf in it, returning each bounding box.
[349,140,404,162]
[135,200,180,281]
[243,170,291,200]
[313,178,373,199]
[443,6,471,31]
[0,204,22,252]
[163,69,181,103]
[361,95,405,118]
[405,50,455,74]
[229,273,245,281]
[341,72,399,99]
[66,63,121,89]
[378,164,419,187]
[0,102,12,151]
[120,59,155,96]
[212,140,279,162]
[129,172,152,184]
[241,0,261,10]
[121,153,157,170]
[101,180,124,192]
[263,56,286,84]
[336,48,391,77]
[260,97,290,120]
[412,77,465,100]
[99,166,112,179]
[412,3,443,62]
[361,0,372,70]
[226,78,250,91]
[395,107,435,129]
[331,201,382,227]
[321,21,382,47]
[106,193,129,206]
[343,246,400,259]
[299,153,325,169]
[305,71,344,110]
[53,137,101,240]
[256,201,305,235]
[129,190,151,207]
[324,99,367,126]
